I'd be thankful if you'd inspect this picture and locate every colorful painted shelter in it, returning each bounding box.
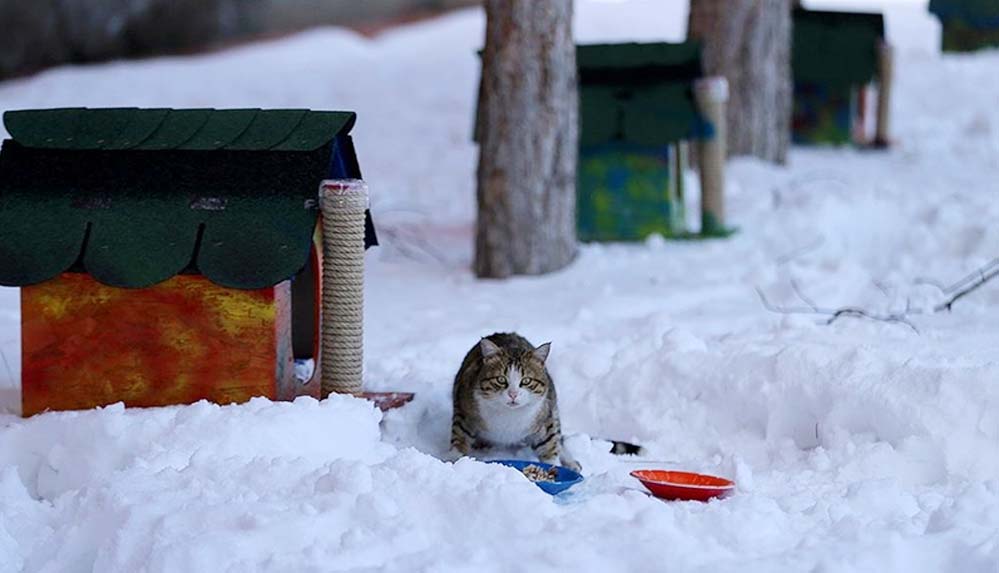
[792,8,889,146]
[576,42,712,241]
[0,107,377,416]
[930,0,999,51]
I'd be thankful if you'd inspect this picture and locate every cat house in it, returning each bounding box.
[930,0,999,52]
[0,107,388,416]
[473,42,729,242]
[575,42,720,241]
[792,8,893,147]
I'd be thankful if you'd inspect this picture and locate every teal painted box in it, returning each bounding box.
[930,0,999,52]
[577,143,683,242]
[576,42,707,242]
[792,8,883,146]
[792,83,857,146]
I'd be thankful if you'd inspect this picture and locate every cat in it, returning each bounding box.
[449,332,580,472]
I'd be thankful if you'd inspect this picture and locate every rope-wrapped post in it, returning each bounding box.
[693,76,729,236]
[318,179,368,398]
[874,41,894,148]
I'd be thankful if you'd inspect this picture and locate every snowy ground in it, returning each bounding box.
[2,1,998,571]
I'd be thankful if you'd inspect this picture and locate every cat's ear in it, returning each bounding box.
[532,342,551,363]
[480,338,502,359]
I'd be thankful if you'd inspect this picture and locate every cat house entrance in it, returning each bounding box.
[290,241,321,390]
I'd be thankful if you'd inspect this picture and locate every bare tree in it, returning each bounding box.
[474,0,578,278]
[688,0,793,163]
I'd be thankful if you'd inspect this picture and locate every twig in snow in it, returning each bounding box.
[755,287,920,333]
[934,261,999,312]
[915,257,999,295]
[757,258,999,333]
[823,307,919,332]
[789,278,819,311]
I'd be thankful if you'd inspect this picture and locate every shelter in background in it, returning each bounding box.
[929,0,999,51]
[0,107,382,416]
[575,42,727,241]
[792,8,893,147]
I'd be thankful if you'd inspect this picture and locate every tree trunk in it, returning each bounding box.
[688,0,792,164]
[475,0,578,279]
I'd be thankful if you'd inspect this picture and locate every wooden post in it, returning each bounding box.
[318,179,367,397]
[694,76,729,236]
[874,41,894,148]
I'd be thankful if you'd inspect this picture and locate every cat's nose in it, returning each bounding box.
[507,389,519,401]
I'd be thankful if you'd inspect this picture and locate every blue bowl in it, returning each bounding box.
[487,459,583,495]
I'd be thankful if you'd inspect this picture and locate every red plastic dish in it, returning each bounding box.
[630,470,735,502]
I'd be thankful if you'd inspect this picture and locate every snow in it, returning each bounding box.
[1,0,998,571]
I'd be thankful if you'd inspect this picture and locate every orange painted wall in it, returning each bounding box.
[21,273,293,416]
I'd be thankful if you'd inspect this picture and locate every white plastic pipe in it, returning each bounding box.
[693,76,729,235]
[875,41,894,148]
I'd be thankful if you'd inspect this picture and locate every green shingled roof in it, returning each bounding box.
[577,42,708,147]
[793,9,886,88]
[3,108,355,151]
[0,107,372,290]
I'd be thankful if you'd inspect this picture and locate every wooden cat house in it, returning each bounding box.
[0,107,407,416]
[792,8,894,147]
[474,42,730,242]
[930,0,999,52]
[575,42,730,240]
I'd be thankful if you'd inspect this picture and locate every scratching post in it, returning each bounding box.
[319,179,367,397]
[693,76,729,236]
[874,41,894,148]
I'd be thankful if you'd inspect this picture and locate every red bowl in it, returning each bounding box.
[630,470,735,502]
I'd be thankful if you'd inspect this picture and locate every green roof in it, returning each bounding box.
[577,42,708,147]
[793,8,886,88]
[930,0,999,26]
[3,108,355,151]
[0,107,374,290]
[577,42,701,72]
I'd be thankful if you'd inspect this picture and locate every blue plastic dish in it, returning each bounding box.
[488,459,583,495]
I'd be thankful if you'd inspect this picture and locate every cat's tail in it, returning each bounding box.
[558,435,648,471]
[608,439,645,456]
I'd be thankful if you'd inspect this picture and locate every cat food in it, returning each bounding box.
[521,464,559,483]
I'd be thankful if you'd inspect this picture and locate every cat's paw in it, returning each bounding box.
[443,448,467,463]
[560,458,582,473]
[541,455,580,473]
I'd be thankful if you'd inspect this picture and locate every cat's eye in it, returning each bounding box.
[521,377,540,388]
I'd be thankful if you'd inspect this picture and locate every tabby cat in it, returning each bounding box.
[450,332,580,472]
